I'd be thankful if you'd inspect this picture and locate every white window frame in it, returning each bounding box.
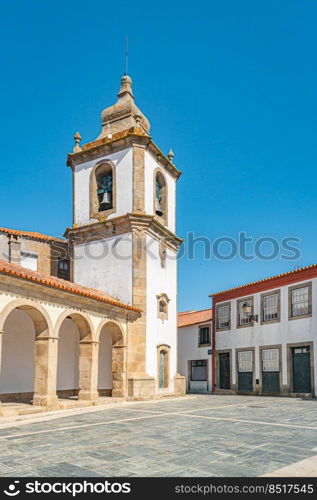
[262,292,279,322]
[237,298,254,327]
[289,283,312,319]
[216,303,231,330]
[262,348,279,372]
[238,350,253,372]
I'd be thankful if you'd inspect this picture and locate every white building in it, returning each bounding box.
[177,309,213,393]
[212,265,317,397]
[0,74,186,415]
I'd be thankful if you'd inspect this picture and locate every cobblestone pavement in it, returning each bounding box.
[1,395,317,477]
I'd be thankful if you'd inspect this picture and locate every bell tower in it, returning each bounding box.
[66,75,185,398]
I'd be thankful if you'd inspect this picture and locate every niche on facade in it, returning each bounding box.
[90,161,116,219]
[157,293,170,321]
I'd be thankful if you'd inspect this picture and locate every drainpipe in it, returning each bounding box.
[211,296,216,394]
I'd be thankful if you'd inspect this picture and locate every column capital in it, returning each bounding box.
[79,340,99,345]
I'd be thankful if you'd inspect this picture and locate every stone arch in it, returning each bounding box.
[97,320,126,398]
[55,310,97,401]
[0,299,57,407]
[96,319,125,345]
[89,160,116,220]
[153,167,168,225]
[0,298,52,338]
[54,309,94,341]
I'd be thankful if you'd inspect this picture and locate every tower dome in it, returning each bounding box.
[98,75,150,138]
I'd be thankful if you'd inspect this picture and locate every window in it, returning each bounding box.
[262,292,279,322]
[90,161,116,219]
[238,351,253,372]
[294,346,310,354]
[237,298,254,326]
[217,303,230,330]
[97,166,113,212]
[157,293,170,321]
[191,360,208,381]
[199,326,210,346]
[57,259,70,281]
[262,349,279,372]
[157,344,170,389]
[289,283,312,319]
[154,170,167,223]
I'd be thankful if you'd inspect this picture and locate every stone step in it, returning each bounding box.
[1,404,45,417]
[58,400,92,410]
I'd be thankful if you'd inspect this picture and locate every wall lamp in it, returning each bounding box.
[242,302,258,322]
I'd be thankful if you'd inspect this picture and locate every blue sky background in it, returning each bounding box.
[1,0,317,311]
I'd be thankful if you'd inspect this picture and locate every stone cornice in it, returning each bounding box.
[65,213,183,253]
[66,128,181,180]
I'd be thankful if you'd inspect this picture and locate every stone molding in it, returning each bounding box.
[67,131,181,180]
[66,213,183,253]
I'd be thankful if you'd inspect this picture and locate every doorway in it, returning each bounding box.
[292,346,311,394]
[219,352,230,390]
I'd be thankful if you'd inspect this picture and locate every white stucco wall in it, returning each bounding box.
[0,309,35,393]
[144,150,176,233]
[98,329,112,389]
[0,235,8,262]
[57,319,80,391]
[177,323,212,393]
[145,236,177,390]
[73,234,133,304]
[74,148,133,225]
[216,278,317,392]
[20,252,38,271]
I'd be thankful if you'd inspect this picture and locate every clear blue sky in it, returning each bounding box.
[1,0,317,311]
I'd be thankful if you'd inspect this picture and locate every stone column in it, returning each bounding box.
[112,345,127,398]
[132,145,145,213]
[78,340,99,401]
[33,336,59,408]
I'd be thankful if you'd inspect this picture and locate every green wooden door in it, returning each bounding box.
[292,347,311,393]
[219,353,230,389]
[238,350,253,393]
[262,372,280,393]
[262,348,280,394]
[238,372,253,392]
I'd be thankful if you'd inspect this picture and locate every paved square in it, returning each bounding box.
[1,395,317,477]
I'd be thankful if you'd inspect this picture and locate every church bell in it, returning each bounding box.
[155,198,163,217]
[101,191,112,204]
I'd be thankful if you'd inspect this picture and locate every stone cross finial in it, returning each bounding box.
[73,132,82,153]
[167,149,175,162]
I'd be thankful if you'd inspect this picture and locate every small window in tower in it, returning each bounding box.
[154,171,167,222]
[97,167,113,212]
[90,161,116,219]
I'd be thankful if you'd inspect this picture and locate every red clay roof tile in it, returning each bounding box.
[0,259,140,313]
[178,308,212,328]
[0,227,66,244]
